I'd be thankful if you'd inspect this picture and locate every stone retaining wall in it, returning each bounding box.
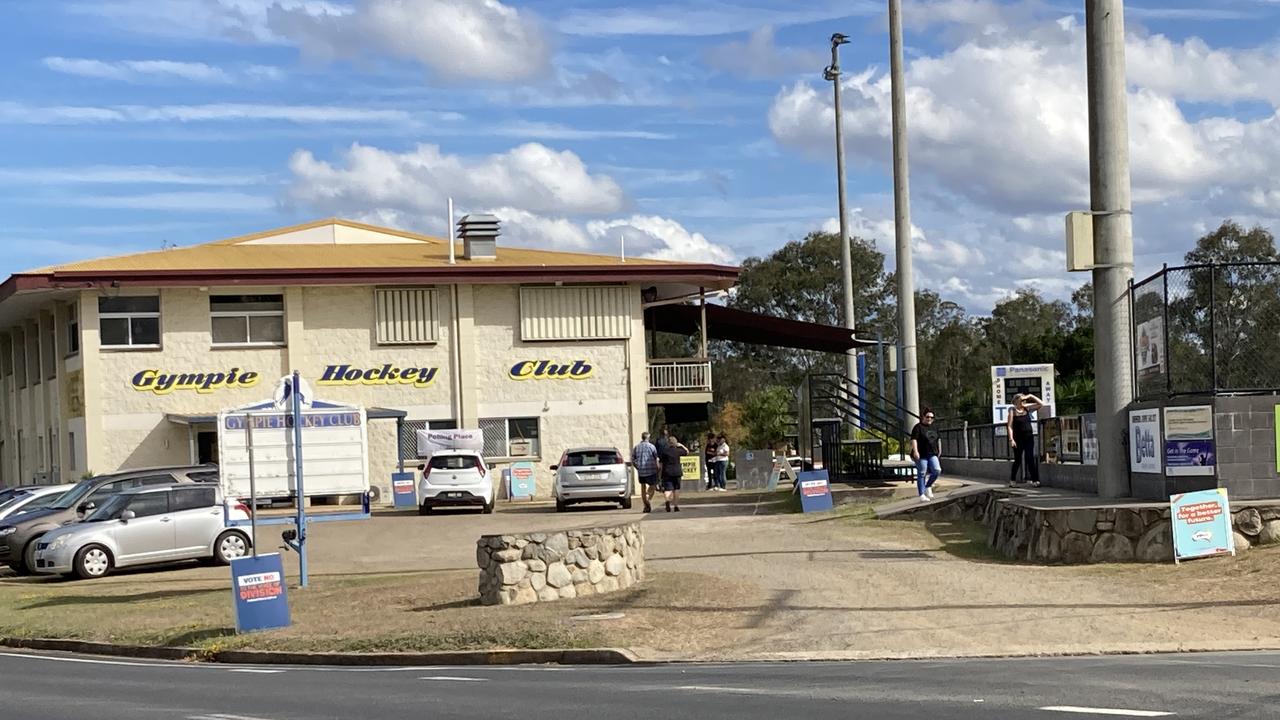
[899,491,1280,564]
[476,523,644,605]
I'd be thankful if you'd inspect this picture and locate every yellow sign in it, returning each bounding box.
[131,368,260,395]
[680,455,701,479]
[509,360,593,380]
[318,364,438,388]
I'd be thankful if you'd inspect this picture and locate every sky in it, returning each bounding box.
[2,0,1279,313]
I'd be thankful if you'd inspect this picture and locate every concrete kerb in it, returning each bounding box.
[0,637,639,666]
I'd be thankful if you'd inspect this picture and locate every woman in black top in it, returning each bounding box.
[1007,393,1045,486]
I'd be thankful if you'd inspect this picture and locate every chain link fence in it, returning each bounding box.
[1134,262,1280,398]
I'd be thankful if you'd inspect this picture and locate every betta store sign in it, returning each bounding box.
[509,360,593,380]
[131,368,260,395]
[1128,408,1162,474]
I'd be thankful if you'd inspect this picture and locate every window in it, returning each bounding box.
[375,288,439,345]
[211,294,285,346]
[85,474,177,506]
[66,304,80,356]
[125,492,170,518]
[564,450,623,467]
[429,454,482,471]
[519,285,631,341]
[99,296,161,349]
[171,487,216,512]
[400,419,456,459]
[479,417,541,458]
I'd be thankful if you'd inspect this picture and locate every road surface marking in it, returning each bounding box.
[189,714,277,720]
[677,685,775,695]
[229,669,285,674]
[1040,706,1173,717]
[0,652,198,669]
[419,676,488,682]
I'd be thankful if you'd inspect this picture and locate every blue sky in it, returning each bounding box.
[3,0,1279,312]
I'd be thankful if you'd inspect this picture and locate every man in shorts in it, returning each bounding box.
[658,433,690,512]
[631,431,660,513]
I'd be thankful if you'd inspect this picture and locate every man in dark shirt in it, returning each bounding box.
[658,433,689,512]
[910,408,941,502]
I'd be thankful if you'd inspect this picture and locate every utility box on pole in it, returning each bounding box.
[1065,211,1095,271]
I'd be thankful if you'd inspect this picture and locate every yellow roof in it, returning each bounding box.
[30,218,701,274]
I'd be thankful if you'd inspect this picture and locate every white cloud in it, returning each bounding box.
[286,142,626,216]
[586,215,734,263]
[488,121,673,141]
[67,0,349,43]
[57,191,275,212]
[269,0,551,82]
[705,26,825,79]
[487,207,592,250]
[557,1,879,37]
[0,102,415,125]
[42,57,236,84]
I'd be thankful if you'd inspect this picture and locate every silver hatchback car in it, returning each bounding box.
[33,484,253,579]
[551,447,632,512]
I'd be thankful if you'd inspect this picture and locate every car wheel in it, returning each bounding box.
[482,499,495,514]
[555,498,567,513]
[214,531,250,565]
[418,504,432,516]
[620,495,633,510]
[73,544,112,580]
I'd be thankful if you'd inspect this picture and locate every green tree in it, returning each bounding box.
[740,386,793,450]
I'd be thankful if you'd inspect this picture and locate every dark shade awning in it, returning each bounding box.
[645,303,877,353]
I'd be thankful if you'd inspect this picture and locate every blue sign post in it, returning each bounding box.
[1171,488,1235,563]
[796,470,834,513]
[231,553,291,633]
[391,471,417,508]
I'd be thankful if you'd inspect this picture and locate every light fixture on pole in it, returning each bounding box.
[825,32,859,398]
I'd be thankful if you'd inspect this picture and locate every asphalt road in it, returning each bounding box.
[0,650,1277,719]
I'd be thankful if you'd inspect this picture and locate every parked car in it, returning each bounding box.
[417,450,494,515]
[0,464,218,575]
[0,484,75,521]
[551,447,632,512]
[32,484,252,580]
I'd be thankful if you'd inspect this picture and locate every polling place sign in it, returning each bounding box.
[796,470,834,513]
[1171,488,1235,563]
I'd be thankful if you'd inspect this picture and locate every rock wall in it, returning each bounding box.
[476,523,644,605]
[899,490,1280,564]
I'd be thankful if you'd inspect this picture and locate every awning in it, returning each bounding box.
[645,303,877,353]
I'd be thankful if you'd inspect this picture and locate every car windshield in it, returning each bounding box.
[50,479,98,510]
[0,488,22,505]
[85,494,131,522]
[430,455,479,470]
[0,491,34,514]
[565,451,619,467]
[18,493,63,514]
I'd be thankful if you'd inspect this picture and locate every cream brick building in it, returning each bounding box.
[0,219,737,500]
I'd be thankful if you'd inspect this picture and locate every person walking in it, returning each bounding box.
[657,433,689,512]
[631,431,660,513]
[910,408,941,502]
[1007,393,1045,487]
[704,432,718,491]
[713,434,730,491]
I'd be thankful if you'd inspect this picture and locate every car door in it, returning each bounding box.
[170,486,222,559]
[111,492,176,566]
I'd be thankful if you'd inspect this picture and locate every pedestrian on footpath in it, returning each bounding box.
[713,434,730,491]
[704,432,718,490]
[657,433,689,512]
[631,432,660,513]
[910,408,941,502]
[1007,393,1045,487]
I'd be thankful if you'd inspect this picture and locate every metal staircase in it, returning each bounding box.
[801,373,920,483]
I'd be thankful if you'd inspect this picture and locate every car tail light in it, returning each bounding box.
[474,458,486,477]
[234,501,252,517]
[614,452,625,465]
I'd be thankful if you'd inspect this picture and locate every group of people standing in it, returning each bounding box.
[629,427,732,514]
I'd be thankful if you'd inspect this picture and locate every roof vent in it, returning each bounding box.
[457,214,500,261]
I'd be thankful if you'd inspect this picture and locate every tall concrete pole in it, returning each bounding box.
[888,0,920,426]
[825,34,859,390]
[1086,0,1134,498]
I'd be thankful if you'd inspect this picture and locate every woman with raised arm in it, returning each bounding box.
[1007,393,1045,487]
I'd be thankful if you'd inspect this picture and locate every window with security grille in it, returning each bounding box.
[519,285,631,341]
[376,288,439,345]
[479,417,540,458]
[400,419,457,459]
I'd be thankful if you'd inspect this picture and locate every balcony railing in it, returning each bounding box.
[647,359,712,393]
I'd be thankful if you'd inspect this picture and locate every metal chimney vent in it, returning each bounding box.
[457,214,500,261]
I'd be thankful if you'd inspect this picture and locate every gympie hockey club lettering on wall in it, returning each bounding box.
[319,364,439,388]
[509,360,594,380]
[131,368,260,395]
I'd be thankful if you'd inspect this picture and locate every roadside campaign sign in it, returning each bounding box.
[1171,488,1235,563]
[509,461,536,498]
[231,553,291,633]
[391,471,416,507]
[796,470,834,513]
[1164,405,1215,477]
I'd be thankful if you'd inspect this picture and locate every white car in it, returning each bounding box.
[551,447,632,512]
[32,483,253,580]
[417,450,494,515]
[0,484,74,521]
